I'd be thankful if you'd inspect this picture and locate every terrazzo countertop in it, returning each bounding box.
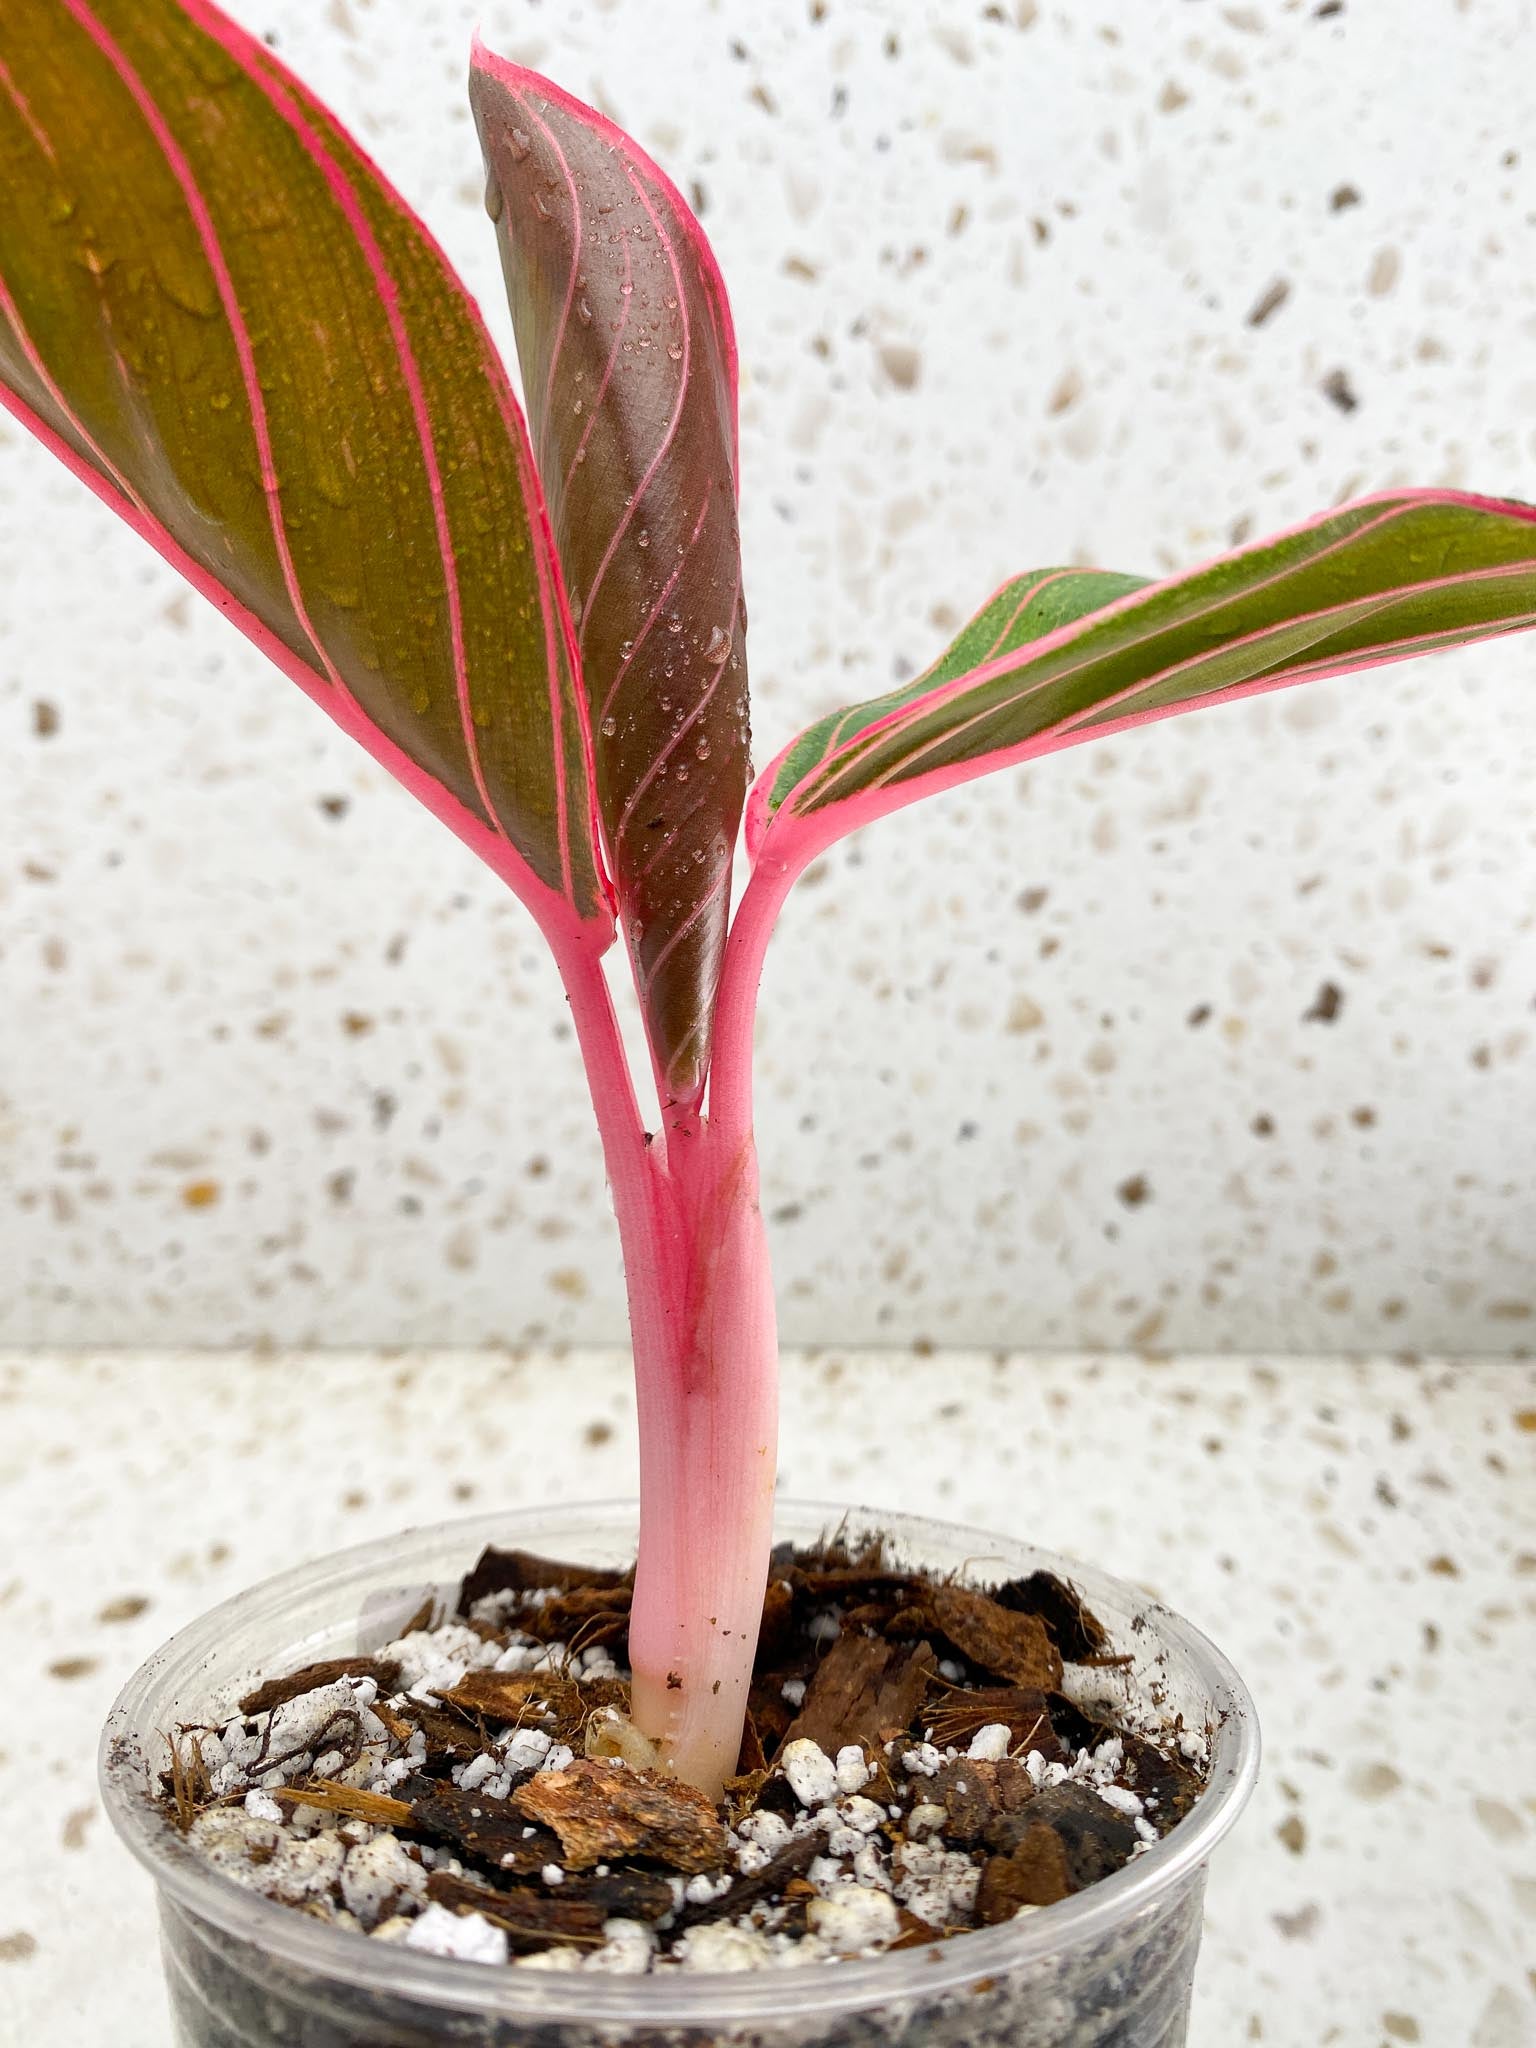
[1,1348,1532,2047]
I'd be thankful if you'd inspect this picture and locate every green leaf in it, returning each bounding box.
[752,494,1536,853]
[0,0,608,937]
[767,567,1148,810]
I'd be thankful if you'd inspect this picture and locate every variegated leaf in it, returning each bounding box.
[472,46,750,1106]
[0,0,608,940]
[750,492,1536,865]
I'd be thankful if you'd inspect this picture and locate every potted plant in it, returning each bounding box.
[3,3,1532,2042]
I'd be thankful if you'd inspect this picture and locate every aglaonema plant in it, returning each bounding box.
[3,1,1535,1799]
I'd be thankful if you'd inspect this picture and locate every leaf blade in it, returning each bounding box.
[751,492,1536,861]
[0,0,608,937]
[765,567,1149,810]
[472,47,751,1103]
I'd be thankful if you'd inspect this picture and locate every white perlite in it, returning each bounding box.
[403,1903,508,1965]
[966,1723,1014,1762]
[781,1738,840,1808]
[339,1835,427,1929]
[899,1741,943,1777]
[894,1838,983,1928]
[210,1674,388,1798]
[189,1810,345,1906]
[455,1753,499,1795]
[807,1885,902,1953]
[834,1744,873,1794]
[584,1919,656,1974]
[501,1726,553,1774]
[174,1611,1182,1978]
[673,1922,788,1973]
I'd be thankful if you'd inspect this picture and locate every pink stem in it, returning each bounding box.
[546,924,653,1237]
[709,850,802,1149]
[550,922,781,1799]
[624,1113,779,1797]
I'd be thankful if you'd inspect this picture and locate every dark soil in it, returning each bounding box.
[156,1531,1206,1969]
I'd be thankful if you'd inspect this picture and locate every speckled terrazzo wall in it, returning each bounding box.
[1,0,1533,1351]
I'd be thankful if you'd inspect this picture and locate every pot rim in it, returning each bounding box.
[100,1498,1260,2024]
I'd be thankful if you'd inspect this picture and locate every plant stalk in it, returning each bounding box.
[549,920,780,1799]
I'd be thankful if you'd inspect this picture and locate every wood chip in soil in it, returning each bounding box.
[398,1702,483,1766]
[270,1779,412,1826]
[458,1547,630,1611]
[987,1780,1139,1886]
[434,1670,575,1726]
[929,1756,1036,1845]
[671,1831,822,1932]
[780,1634,937,1756]
[926,1582,1064,1689]
[514,1583,632,1647]
[238,1656,402,1718]
[990,1570,1108,1662]
[427,1865,677,1948]
[924,1683,1064,1759]
[1119,1728,1203,1824]
[511,1759,728,1873]
[409,1783,562,1874]
[975,1820,1074,1919]
[426,1872,603,1952]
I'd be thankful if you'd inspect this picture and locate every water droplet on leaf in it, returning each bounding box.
[532,191,552,222]
[695,737,711,760]
[600,715,617,736]
[666,342,683,361]
[577,297,593,326]
[508,127,532,163]
[637,529,650,548]
[484,175,504,222]
[704,625,731,664]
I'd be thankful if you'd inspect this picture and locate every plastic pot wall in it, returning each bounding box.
[101,1502,1259,2048]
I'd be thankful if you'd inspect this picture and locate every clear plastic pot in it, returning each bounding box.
[101,1501,1258,2048]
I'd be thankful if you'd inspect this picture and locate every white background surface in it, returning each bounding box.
[3,0,1536,1353]
[2,1348,1533,2048]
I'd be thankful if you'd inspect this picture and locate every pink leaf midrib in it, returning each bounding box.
[763,491,1517,827]
[573,160,693,659]
[868,547,1536,797]
[505,84,584,488]
[60,0,342,700]
[636,853,732,999]
[0,373,604,956]
[227,10,598,916]
[233,38,505,860]
[0,270,148,518]
[807,497,1535,806]
[829,502,1413,800]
